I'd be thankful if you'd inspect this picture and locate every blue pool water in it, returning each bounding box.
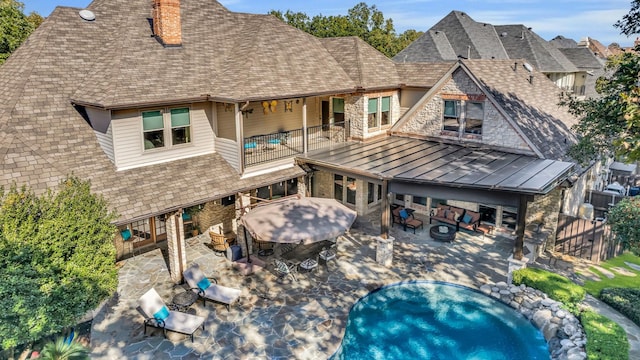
[332,281,549,360]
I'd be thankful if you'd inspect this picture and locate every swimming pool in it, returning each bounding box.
[331,281,549,360]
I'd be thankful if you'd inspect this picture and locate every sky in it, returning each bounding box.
[22,0,636,47]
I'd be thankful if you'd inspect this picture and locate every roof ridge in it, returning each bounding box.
[353,37,365,86]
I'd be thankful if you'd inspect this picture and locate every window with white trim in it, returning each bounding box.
[368,96,392,131]
[333,98,345,123]
[443,100,460,132]
[367,98,378,128]
[142,107,192,151]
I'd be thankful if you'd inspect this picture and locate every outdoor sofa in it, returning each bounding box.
[430,204,481,232]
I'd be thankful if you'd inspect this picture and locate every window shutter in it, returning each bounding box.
[143,111,163,130]
[381,97,390,112]
[368,98,378,114]
[333,98,344,113]
[170,108,190,127]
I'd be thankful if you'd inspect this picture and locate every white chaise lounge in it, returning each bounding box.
[183,263,242,310]
[138,288,205,342]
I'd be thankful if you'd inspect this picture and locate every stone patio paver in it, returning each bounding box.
[90,214,514,359]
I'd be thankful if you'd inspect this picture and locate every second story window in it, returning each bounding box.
[443,100,460,132]
[333,98,344,123]
[381,96,390,126]
[142,107,192,151]
[367,98,378,128]
[170,108,191,145]
[143,110,165,150]
[442,98,484,135]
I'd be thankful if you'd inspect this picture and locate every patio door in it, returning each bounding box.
[321,101,330,127]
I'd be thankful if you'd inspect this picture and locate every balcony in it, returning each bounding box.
[243,121,349,167]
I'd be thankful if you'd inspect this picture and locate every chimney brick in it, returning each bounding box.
[153,0,182,46]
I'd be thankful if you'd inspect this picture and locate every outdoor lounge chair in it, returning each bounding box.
[138,288,205,342]
[399,208,423,234]
[183,263,241,310]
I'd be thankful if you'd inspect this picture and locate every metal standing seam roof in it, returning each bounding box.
[298,136,574,194]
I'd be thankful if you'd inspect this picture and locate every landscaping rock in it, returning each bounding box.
[611,266,636,276]
[593,265,615,279]
[625,261,640,271]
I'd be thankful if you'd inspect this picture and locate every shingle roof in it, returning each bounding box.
[395,62,456,88]
[70,0,359,108]
[461,59,578,160]
[557,48,603,70]
[549,35,578,49]
[395,11,579,74]
[495,25,578,73]
[321,36,400,90]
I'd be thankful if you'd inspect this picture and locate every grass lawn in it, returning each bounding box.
[582,253,640,297]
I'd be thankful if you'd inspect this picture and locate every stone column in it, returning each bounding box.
[375,236,394,267]
[166,211,186,283]
[236,192,252,258]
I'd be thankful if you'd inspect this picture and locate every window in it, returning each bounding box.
[443,100,460,131]
[479,204,496,224]
[431,198,447,210]
[502,206,517,231]
[335,175,356,205]
[413,196,427,206]
[346,177,356,205]
[170,108,191,145]
[367,182,383,204]
[256,179,298,201]
[464,102,483,135]
[334,175,344,202]
[143,110,165,149]
[142,107,192,151]
[333,98,345,123]
[367,98,378,128]
[381,96,390,126]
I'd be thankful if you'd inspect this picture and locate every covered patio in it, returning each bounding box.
[89,212,514,359]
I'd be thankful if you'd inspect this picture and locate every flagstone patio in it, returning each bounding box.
[89,214,515,359]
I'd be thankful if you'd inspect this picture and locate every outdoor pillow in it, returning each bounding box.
[399,209,409,219]
[462,213,473,224]
[197,277,211,291]
[436,208,445,218]
[453,211,461,222]
[120,229,131,241]
[153,305,170,322]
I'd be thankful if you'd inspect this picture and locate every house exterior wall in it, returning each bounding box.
[526,188,563,253]
[398,70,531,152]
[111,102,215,170]
[94,124,115,163]
[562,163,602,217]
[240,98,321,138]
[400,88,427,108]
[216,103,236,140]
[344,94,364,140]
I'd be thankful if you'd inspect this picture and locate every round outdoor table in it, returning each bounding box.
[429,225,456,242]
[171,291,199,313]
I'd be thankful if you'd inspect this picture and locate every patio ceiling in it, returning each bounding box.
[298,136,575,206]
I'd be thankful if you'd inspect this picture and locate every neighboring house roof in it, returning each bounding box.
[549,35,578,49]
[460,59,578,160]
[557,48,603,70]
[393,30,458,62]
[578,37,611,59]
[394,11,578,74]
[395,62,456,88]
[495,25,578,73]
[320,36,400,90]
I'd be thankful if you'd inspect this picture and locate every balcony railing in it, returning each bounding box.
[243,121,349,167]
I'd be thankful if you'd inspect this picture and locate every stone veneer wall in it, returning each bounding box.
[526,188,563,252]
[398,69,530,152]
[480,282,586,360]
[197,201,236,236]
[313,170,334,199]
[344,94,364,140]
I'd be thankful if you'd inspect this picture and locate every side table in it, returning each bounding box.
[171,291,199,313]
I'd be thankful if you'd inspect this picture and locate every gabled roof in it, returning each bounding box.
[395,11,579,74]
[459,59,578,160]
[321,36,400,90]
[549,35,578,49]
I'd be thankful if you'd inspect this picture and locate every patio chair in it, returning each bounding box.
[273,259,297,281]
[209,230,232,256]
[400,209,423,234]
[318,243,337,270]
[137,288,205,342]
[183,263,241,310]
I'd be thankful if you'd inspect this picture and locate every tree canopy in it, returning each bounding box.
[561,2,640,164]
[608,196,640,255]
[0,0,42,65]
[269,2,422,58]
[0,177,118,350]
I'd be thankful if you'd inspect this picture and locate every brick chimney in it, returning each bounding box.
[152,0,182,47]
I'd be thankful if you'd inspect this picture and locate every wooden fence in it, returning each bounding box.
[554,214,623,263]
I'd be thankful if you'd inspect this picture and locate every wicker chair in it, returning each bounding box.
[209,230,231,256]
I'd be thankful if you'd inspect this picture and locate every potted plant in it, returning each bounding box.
[191,225,200,237]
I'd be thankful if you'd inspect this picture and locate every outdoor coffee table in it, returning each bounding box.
[171,290,199,313]
[429,225,456,242]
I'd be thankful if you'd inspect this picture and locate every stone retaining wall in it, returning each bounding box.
[480,282,587,360]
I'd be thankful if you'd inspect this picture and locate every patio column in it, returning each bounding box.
[166,210,187,283]
[513,194,529,260]
[380,179,390,239]
[302,97,308,154]
[236,102,245,172]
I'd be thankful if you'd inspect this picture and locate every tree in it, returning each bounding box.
[608,196,640,255]
[560,2,640,164]
[269,2,422,58]
[0,0,41,65]
[0,177,118,351]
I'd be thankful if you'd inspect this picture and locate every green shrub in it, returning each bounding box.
[600,288,640,327]
[581,310,629,360]
[512,267,586,307]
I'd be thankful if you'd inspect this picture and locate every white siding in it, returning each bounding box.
[216,137,240,173]
[216,103,236,140]
[242,100,306,138]
[94,124,115,163]
[111,103,215,170]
